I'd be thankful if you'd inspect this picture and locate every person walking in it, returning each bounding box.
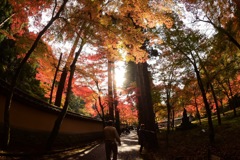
[103,120,121,160]
[138,124,146,154]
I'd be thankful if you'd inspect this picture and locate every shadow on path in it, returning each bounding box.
[80,130,145,160]
[118,130,143,160]
[0,130,147,160]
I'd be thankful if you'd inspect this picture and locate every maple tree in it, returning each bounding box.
[0,31,57,99]
[186,0,240,117]
[183,0,240,49]
[181,75,205,125]
[73,51,109,119]
[1,0,69,149]
[47,34,87,149]
[5,0,52,37]
[149,41,187,144]
[208,31,240,116]
[155,11,217,143]
[47,1,93,107]
[54,34,81,107]
[12,31,60,100]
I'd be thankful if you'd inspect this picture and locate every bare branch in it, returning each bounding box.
[0,13,15,28]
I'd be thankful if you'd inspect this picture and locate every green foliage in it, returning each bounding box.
[0,39,19,81]
[152,89,167,119]
[0,0,12,43]
[68,92,87,115]
[17,63,46,99]
[152,89,162,105]
[0,38,46,100]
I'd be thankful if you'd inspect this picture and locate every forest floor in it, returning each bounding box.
[146,110,240,160]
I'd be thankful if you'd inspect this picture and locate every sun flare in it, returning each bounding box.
[115,61,126,87]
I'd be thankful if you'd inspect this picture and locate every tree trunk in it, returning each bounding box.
[194,65,215,143]
[108,60,114,120]
[210,83,221,125]
[54,35,80,107]
[171,108,175,130]
[195,103,201,125]
[95,80,105,126]
[98,95,106,127]
[46,63,75,150]
[46,40,85,150]
[227,79,237,117]
[166,104,171,146]
[54,67,68,106]
[49,53,62,104]
[136,62,158,149]
[1,0,68,149]
[219,99,225,116]
[194,90,201,125]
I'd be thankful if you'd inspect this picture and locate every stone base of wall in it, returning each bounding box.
[0,126,103,152]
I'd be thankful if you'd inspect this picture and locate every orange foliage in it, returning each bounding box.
[118,101,138,124]
[35,46,58,99]
[7,0,177,120]
[72,86,95,98]
[8,0,51,36]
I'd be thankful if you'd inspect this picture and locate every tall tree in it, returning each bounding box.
[54,33,81,107]
[149,41,184,145]
[136,62,158,148]
[2,0,68,149]
[208,31,240,116]
[49,53,62,104]
[46,37,86,150]
[107,60,114,120]
[159,12,215,143]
